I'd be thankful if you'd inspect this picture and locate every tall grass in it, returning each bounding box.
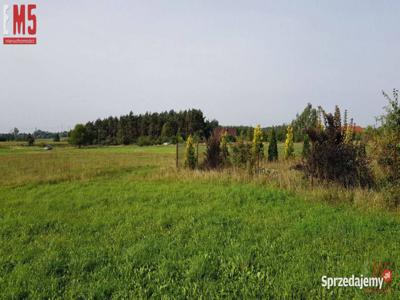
[1,143,399,298]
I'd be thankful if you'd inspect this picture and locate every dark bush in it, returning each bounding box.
[303,108,374,188]
[231,139,251,168]
[26,134,35,146]
[202,135,222,169]
[302,135,310,158]
[137,136,154,146]
[267,128,278,161]
[53,133,60,142]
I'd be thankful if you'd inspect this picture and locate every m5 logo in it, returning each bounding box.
[3,4,37,45]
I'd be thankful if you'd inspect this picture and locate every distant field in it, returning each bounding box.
[0,142,399,298]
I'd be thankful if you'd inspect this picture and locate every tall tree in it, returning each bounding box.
[161,122,174,142]
[66,109,214,146]
[13,127,19,140]
[69,124,86,148]
[292,103,318,141]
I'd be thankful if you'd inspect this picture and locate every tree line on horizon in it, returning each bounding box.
[0,129,67,142]
[69,109,219,147]
[67,107,313,148]
[0,104,365,146]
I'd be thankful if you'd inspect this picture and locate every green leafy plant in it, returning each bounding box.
[372,89,400,184]
[69,124,86,148]
[303,107,374,188]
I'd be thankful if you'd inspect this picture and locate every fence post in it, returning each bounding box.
[176,142,179,169]
[196,142,199,167]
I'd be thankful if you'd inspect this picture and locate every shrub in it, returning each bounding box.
[268,128,278,161]
[284,126,294,159]
[231,139,251,168]
[220,131,230,165]
[184,135,196,169]
[252,125,264,169]
[137,136,153,146]
[373,130,400,183]
[382,184,400,209]
[372,89,400,185]
[26,134,35,146]
[252,125,264,157]
[303,107,374,188]
[202,135,222,169]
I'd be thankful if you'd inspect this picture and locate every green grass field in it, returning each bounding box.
[0,142,399,298]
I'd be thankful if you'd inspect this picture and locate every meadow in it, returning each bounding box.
[0,142,399,299]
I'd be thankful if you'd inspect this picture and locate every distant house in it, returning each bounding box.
[213,127,237,139]
[342,125,363,134]
[353,126,364,134]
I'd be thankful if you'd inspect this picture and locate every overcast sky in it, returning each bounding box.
[1,0,399,132]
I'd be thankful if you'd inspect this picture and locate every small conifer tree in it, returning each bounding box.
[184,135,196,169]
[284,126,295,159]
[203,134,222,169]
[268,128,278,161]
[333,105,342,129]
[252,125,264,164]
[231,138,251,168]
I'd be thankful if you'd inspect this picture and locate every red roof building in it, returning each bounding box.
[213,127,237,139]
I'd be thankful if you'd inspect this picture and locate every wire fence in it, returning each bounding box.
[176,141,267,174]
[175,142,205,169]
